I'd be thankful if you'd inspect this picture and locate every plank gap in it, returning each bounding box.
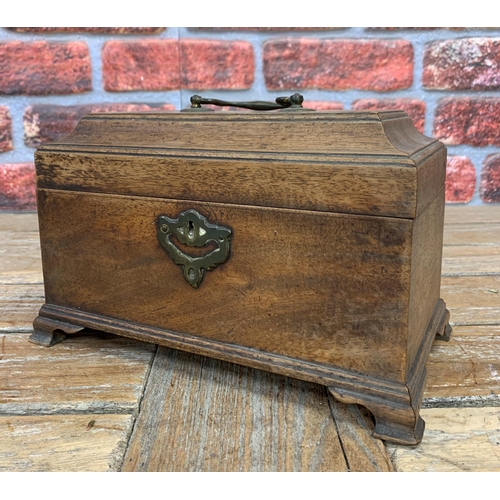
[326,387,352,472]
[422,396,500,409]
[123,347,348,471]
[442,273,500,277]
[118,344,158,472]
[0,404,139,417]
[326,392,393,472]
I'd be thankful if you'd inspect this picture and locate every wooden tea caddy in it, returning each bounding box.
[30,94,452,445]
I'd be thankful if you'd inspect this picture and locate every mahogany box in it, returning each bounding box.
[30,101,451,445]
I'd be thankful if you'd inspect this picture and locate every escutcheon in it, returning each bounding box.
[157,209,232,288]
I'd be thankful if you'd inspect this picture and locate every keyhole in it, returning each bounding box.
[188,220,195,239]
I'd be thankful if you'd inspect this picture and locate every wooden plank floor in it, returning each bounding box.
[0,206,499,471]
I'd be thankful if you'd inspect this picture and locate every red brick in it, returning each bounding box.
[445,156,476,203]
[352,99,425,133]
[0,107,13,152]
[480,154,500,203]
[24,103,176,148]
[304,101,344,110]
[0,41,91,95]
[263,39,413,91]
[102,40,180,91]
[433,98,500,146]
[8,27,165,34]
[180,40,254,89]
[423,38,500,90]
[0,163,36,210]
[103,39,255,92]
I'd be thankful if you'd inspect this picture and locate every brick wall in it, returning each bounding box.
[1,27,500,210]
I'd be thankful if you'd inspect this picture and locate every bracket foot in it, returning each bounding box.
[435,308,452,342]
[30,315,85,347]
[328,386,424,445]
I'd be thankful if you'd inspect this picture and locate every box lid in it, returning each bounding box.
[35,110,446,219]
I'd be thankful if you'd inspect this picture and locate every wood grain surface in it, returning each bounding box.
[0,414,134,472]
[33,108,447,448]
[441,275,500,325]
[406,189,445,372]
[445,205,500,224]
[37,110,446,220]
[0,213,38,232]
[441,212,500,277]
[442,246,500,276]
[425,335,500,403]
[327,395,394,471]
[0,202,462,232]
[2,205,500,471]
[123,346,348,472]
[37,189,413,382]
[0,232,42,284]
[444,223,500,246]
[0,284,44,331]
[16,204,498,232]
[54,110,432,157]
[445,324,500,337]
[0,333,155,415]
[388,407,500,472]
[37,151,418,219]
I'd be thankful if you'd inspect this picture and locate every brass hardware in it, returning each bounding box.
[182,93,314,112]
[157,209,232,288]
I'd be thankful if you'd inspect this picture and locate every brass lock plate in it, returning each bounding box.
[157,209,232,288]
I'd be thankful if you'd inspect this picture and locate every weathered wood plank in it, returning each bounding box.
[0,213,38,232]
[0,284,44,331]
[0,414,133,471]
[327,395,394,472]
[0,333,155,415]
[444,223,500,246]
[388,407,500,472]
[0,232,42,284]
[424,335,500,404]
[441,276,500,325]
[0,231,40,243]
[442,245,500,276]
[123,347,347,472]
[446,324,500,337]
[445,205,500,225]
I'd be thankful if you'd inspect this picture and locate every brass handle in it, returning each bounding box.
[184,93,312,111]
[157,209,232,289]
